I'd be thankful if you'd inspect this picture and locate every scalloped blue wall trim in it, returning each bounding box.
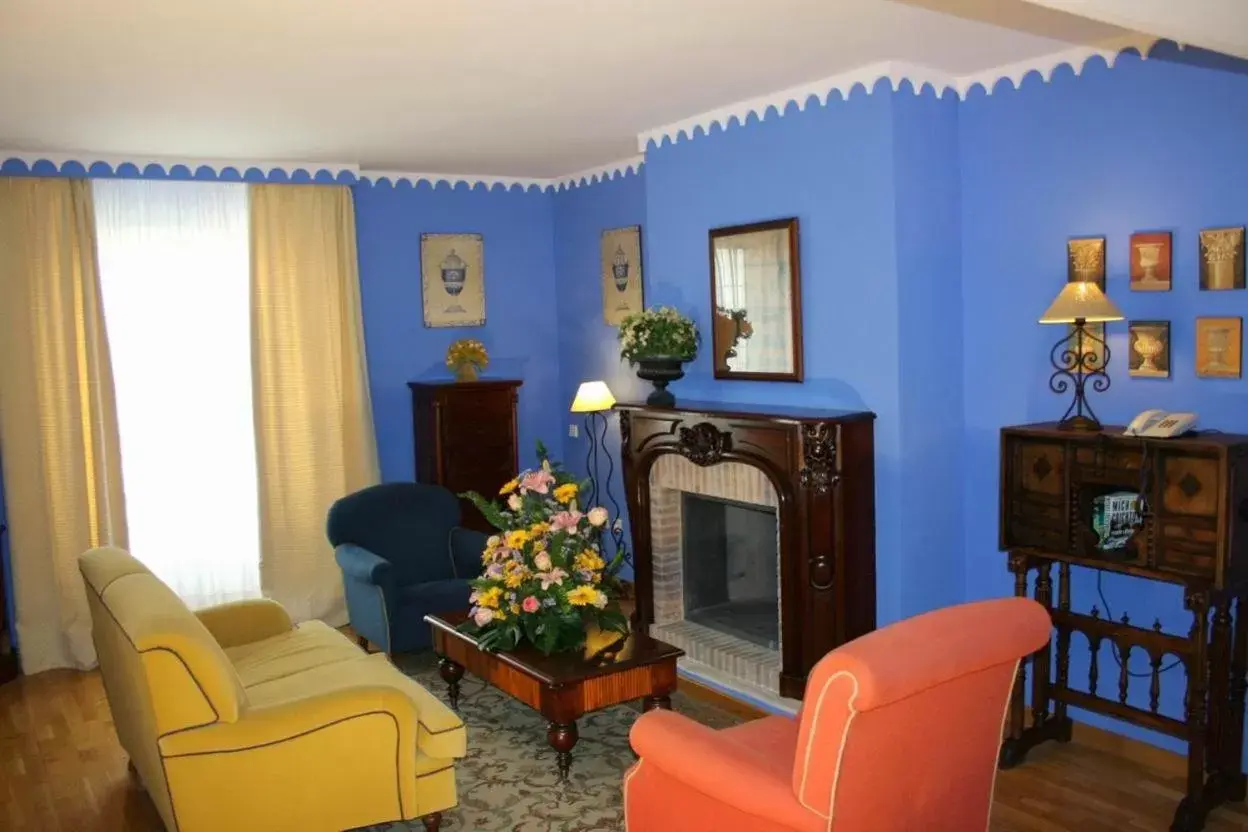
[636,39,1244,152]
[0,155,647,193]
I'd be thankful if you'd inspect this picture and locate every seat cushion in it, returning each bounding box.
[225,620,364,689]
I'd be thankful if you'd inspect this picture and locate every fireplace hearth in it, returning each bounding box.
[619,399,877,700]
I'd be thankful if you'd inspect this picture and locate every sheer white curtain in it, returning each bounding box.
[93,179,261,609]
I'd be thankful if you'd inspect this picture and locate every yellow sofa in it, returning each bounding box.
[80,546,465,832]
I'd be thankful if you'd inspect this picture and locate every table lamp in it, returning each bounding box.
[1038,281,1124,432]
[570,381,625,556]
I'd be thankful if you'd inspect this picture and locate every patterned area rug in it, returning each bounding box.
[369,652,745,831]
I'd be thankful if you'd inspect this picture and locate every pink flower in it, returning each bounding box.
[471,607,495,627]
[520,469,555,495]
[549,509,582,532]
[587,507,609,527]
[485,563,504,579]
[534,551,552,572]
[521,596,540,613]
[537,568,568,590]
[507,493,522,511]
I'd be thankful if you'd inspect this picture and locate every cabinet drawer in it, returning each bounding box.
[1004,499,1067,552]
[1009,440,1066,497]
[1156,518,1219,579]
[1160,455,1221,517]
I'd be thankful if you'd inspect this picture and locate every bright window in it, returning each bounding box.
[93,179,261,608]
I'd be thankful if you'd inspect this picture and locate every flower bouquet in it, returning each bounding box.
[461,442,630,655]
[446,338,488,382]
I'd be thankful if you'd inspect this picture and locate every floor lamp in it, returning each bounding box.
[570,381,627,562]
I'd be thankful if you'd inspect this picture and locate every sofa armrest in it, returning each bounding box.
[630,710,818,824]
[449,526,487,580]
[195,598,293,649]
[335,543,393,587]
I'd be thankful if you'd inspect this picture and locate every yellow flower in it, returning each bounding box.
[505,529,530,549]
[504,570,528,588]
[554,483,579,504]
[499,478,520,495]
[529,522,551,537]
[574,550,606,572]
[476,586,503,609]
[566,585,599,607]
[510,603,521,616]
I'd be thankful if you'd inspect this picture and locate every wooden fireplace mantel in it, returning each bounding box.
[617,400,877,699]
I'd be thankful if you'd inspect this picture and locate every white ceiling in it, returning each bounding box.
[0,0,1163,179]
[1021,0,1248,61]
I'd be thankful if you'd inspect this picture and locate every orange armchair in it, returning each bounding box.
[624,597,1051,832]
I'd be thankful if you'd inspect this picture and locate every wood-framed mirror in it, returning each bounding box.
[709,217,803,382]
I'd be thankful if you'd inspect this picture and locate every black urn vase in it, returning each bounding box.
[635,356,687,407]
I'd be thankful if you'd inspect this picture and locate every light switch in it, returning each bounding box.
[568,424,579,438]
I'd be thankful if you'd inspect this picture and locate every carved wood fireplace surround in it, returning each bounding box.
[619,400,877,699]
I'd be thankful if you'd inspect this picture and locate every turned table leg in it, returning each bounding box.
[642,693,672,712]
[547,721,579,781]
[438,657,464,709]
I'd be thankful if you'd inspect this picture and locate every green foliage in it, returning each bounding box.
[618,305,700,365]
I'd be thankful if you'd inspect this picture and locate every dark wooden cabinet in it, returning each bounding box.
[619,400,876,699]
[409,380,522,534]
[1000,423,1248,832]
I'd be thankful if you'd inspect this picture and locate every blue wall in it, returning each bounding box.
[893,87,966,616]
[960,44,1248,754]
[551,170,648,575]
[352,179,562,483]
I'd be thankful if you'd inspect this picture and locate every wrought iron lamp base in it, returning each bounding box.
[1050,318,1110,433]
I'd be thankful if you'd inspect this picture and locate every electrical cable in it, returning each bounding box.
[1096,437,1181,677]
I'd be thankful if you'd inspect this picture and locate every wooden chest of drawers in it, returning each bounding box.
[409,380,522,533]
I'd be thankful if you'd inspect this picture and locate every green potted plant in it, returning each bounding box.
[618,306,700,406]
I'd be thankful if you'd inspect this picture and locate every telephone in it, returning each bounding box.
[1124,409,1199,438]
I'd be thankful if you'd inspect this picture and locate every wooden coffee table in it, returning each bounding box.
[425,611,684,781]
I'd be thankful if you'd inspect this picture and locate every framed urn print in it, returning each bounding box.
[1067,236,1106,290]
[1129,232,1171,292]
[1128,320,1170,378]
[1199,227,1245,291]
[709,217,803,382]
[601,225,644,325]
[1196,316,1242,378]
[422,233,485,327]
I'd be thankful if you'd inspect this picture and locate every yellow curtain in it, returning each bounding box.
[0,177,127,673]
[250,184,379,624]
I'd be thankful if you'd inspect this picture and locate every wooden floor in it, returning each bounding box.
[2,668,1247,831]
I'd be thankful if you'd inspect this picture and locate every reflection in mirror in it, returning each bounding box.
[709,218,802,381]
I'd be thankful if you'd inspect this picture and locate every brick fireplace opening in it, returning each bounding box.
[682,494,778,649]
[648,455,784,696]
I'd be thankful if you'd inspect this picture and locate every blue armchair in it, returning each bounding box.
[328,482,488,653]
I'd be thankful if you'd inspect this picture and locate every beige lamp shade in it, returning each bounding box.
[571,380,616,413]
[1038,281,1124,324]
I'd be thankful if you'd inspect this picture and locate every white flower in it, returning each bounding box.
[507,493,522,511]
[587,507,609,527]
